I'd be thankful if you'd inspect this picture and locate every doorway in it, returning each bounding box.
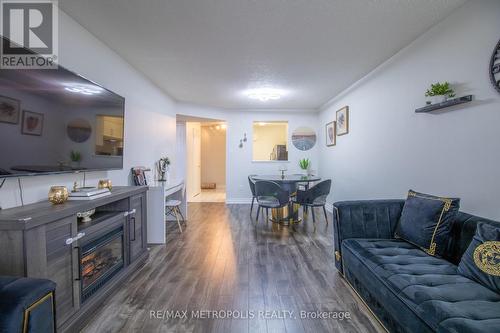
[177,116,226,203]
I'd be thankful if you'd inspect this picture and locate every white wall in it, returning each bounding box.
[318,0,500,219]
[227,111,319,203]
[176,103,320,203]
[0,10,177,209]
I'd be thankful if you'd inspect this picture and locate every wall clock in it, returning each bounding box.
[491,39,500,93]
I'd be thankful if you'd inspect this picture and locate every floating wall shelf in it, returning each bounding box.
[415,95,473,113]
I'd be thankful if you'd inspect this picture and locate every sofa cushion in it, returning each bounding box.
[458,222,500,293]
[446,212,500,265]
[395,190,460,257]
[342,238,500,333]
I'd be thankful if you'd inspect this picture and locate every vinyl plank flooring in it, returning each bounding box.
[81,203,384,333]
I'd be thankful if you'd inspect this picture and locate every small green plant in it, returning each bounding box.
[159,157,170,170]
[70,150,81,163]
[425,82,455,98]
[299,158,310,170]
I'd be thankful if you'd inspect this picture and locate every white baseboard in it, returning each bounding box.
[225,198,253,204]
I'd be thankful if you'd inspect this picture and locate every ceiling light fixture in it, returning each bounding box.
[244,88,285,102]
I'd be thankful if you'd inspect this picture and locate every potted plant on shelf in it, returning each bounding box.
[425,82,456,104]
[299,158,311,176]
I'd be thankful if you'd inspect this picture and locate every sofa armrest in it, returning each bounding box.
[0,276,56,333]
[333,200,405,272]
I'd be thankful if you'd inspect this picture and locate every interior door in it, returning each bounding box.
[186,122,201,200]
[193,125,201,197]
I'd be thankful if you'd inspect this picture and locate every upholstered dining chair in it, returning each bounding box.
[292,179,332,224]
[248,175,257,216]
[254,180,290,222]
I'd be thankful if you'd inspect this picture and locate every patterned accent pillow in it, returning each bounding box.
[395,190,460,257]
[458,222,500,293]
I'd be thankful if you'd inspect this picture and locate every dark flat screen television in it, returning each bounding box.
[0,55,125,178]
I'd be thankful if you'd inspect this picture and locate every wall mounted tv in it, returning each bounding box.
[0,55,125,178]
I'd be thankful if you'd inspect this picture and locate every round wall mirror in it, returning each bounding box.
[67,119,92,143]
[291,127,317,151]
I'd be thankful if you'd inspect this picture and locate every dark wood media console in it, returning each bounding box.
[0,186,149,332]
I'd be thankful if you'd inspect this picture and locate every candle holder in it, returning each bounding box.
[98,179,112,190]
[48,186,69,205]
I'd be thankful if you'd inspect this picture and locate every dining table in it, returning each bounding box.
[252,174,321,225]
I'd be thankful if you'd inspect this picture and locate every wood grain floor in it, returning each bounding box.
[81,203,384,333]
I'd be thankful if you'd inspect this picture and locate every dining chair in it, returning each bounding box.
[254,180,290,222]
[292,179,332,224]
[248,175,257,216]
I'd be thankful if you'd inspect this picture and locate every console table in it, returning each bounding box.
[0,186,148,333]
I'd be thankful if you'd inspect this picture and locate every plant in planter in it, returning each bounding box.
[425,82,456,104]
[70,150,81,168]
[299,158,311,175]
[157,157,171,181]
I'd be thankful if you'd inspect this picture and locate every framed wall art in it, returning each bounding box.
[21,110,44,136]
[326,121,336,146]
[336,106,349,136]
[0,95,20,124]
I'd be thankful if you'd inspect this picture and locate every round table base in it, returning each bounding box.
[270,203,301,225]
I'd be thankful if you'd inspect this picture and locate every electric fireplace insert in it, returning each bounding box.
[79,226,124,303]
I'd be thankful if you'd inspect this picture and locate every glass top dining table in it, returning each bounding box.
[251,174,321,183]
[252,174,321,192]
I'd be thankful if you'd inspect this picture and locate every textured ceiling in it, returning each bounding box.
[59,0,467,110]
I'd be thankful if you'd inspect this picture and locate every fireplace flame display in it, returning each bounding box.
[80,227,124,302]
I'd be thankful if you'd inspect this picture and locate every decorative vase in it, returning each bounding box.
[77,209,96,223]
[70,161,80,169]
[98,179,112,190]
[158,171,166,182]
[48,186,69,205]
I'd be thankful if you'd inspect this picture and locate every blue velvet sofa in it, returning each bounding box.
[333,200,500,333]
[0,276,56,333]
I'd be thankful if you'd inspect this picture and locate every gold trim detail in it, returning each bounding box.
[426,242,436,256]
[473,241,500,276]
[22,292,54,333]
[335,251,341,262]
